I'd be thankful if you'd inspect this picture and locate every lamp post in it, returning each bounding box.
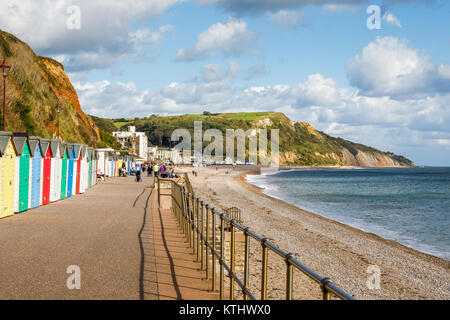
[1,60,11,131]
[56,102,62,139]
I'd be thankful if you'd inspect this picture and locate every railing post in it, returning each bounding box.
[230,220,235,300]
[205,205,210,280]
[286,253,293,300]
[188,194,193,248]
[261,239,269,300]
[192,195,196,255]
[211,208,216,291]
[196,198,200,262]
[200,202,204,270]
[321,278,332,300]
[243,228,250,300]
[219,214,225,300]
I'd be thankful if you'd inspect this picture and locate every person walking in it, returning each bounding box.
[153,163,159,177]
[136,166,142,182]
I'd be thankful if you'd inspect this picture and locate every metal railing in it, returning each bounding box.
[157,177,356,301]
[221,206,242,225]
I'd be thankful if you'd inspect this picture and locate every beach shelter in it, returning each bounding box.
[28,136,43,209]
[66,144,75,198]
[60,142,69,199]
[49,139,61,202]
[40,139,52,205]
[0,132,17,218]
[73,144,82,195]
[13,133,31,213]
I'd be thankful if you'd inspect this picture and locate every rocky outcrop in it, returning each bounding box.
[0,29,98,146]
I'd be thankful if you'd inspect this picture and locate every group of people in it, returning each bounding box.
[132,162,178,182]
[149,162,177,178]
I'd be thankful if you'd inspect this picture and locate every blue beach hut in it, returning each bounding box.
[28,136,43,209]
[67,143,75,198]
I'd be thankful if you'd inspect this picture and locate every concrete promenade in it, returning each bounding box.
[0,176,217,300]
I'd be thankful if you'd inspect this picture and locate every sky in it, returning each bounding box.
[0,0,449,166]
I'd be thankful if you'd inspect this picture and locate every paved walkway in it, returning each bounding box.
[151,189,220,300]
[0,176,219,300]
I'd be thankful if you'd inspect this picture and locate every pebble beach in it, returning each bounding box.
[182,166,450,300]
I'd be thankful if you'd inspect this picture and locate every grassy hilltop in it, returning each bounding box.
[93,112,414,167]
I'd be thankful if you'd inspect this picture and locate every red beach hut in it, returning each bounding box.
[40,139,52,205]
[74,144,82,195]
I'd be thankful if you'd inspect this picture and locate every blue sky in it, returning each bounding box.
[0,0,449,165]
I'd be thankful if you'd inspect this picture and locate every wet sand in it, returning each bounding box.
[182,165,449,300]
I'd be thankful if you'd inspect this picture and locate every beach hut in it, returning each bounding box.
[66,144,75,198]
[0,132,17,218]
[87,147,93,188]
[117,156,123,176]
[13,133,31,213]
[79,146,87,194]
[28,136,43,209]
[127,156,132,175]
[49,139,61,202]
[74,144,82,195]
[40,139,52,205]
[60,142,69,199]
[109,155,114,177]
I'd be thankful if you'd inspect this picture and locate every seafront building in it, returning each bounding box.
[112,126,148,159]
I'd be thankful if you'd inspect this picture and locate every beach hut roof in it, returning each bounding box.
[12,133,30,156]
[0,131,14,156]
[73,144,82,159]
[60,142,69,157]
[49,139,61,157]
[86,147,92,160]
[28,136,44,157]
[40,138,51,156]
[68,143,81,159]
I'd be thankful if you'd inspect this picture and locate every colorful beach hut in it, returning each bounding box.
[0,132,17,218]
[67,143,75,198]
[74,144,82,195]
[79,146,87,194]
[49,139,61,202]
[87,147,93,189]
[60,142,69,199]
[28,136,43,209]
[13,133,31,213]
[40,138,52,205]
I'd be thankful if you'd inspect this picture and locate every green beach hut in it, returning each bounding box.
[13,133,31,213]
[60,142,69,199]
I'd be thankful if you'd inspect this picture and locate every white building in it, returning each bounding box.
[112,126,148,159]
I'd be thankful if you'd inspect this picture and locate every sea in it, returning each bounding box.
[246,167,450,260]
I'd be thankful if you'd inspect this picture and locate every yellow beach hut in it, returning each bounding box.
[0,132,17,219]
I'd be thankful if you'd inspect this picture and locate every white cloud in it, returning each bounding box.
[201,1,422,15]
[176,17,258,61]
[245,63,269,80]
[321,4,359,12]
[0,0,180,71]
[267,10,303,28]
[346,37,450,98]
[382,11,402,28]
[201,61,241,82]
